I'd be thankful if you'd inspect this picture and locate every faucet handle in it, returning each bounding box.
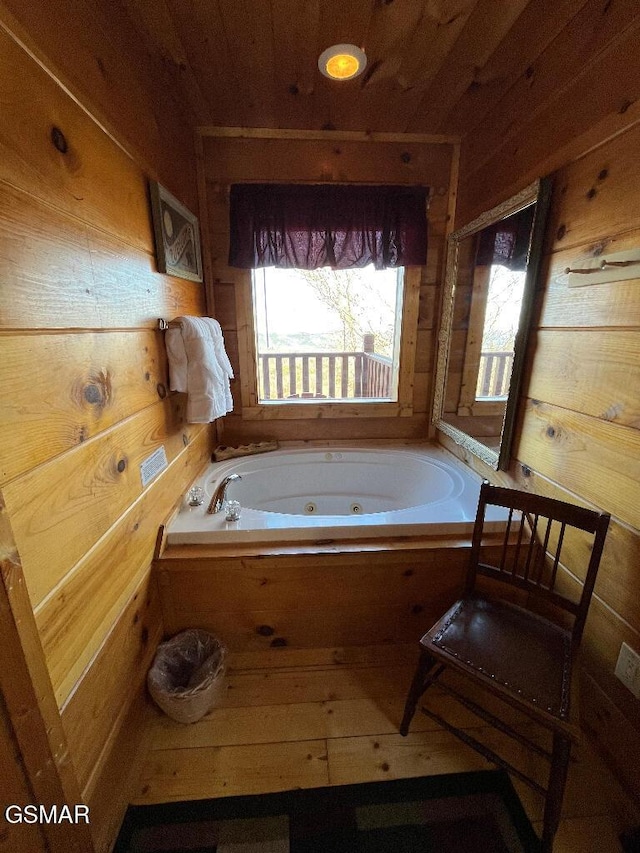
[225,500,241,522]
[186,485,205,507]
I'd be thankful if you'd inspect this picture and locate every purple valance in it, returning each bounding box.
[475,204,536,272]
[228,183,428,270]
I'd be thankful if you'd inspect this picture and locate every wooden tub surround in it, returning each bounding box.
[154,535,480,652]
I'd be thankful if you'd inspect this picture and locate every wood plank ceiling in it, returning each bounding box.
[119,0,636,137]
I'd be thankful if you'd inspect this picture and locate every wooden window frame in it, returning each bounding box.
[234,266,421,420]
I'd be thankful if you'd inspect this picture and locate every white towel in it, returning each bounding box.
[165,316,234,423]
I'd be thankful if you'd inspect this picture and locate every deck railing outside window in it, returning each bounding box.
[257,348,510,402]
[257,346,393,401]
[476,351,514,399]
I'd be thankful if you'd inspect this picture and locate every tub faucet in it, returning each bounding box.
[207,473,242,514]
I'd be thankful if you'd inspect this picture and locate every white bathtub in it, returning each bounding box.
[167,445,507,545]
[167,445,502,544]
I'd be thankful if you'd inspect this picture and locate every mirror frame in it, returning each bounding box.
[433,176,552,470]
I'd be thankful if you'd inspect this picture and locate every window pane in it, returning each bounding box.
[475,265,526,400]
[252,266,404,403]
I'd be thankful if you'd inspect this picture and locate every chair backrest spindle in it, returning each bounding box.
[534,517,553,585]
[469,482,610,646]
[511,511,527,578]
[521,513,539,582]
[497,508,512,575]
[548,521,566,592]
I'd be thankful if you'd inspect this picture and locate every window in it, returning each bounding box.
[228,182,427,419]
[251,265,404,403]
[475,264,525,401]
[454,202,535,417]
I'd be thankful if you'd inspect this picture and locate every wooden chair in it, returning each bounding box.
[400,481,610,852]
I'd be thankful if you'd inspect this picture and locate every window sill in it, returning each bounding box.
[241,400,414,420]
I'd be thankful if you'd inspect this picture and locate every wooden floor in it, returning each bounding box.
[133,644,639,852]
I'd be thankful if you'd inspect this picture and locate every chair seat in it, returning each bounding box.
[423,597,573,721]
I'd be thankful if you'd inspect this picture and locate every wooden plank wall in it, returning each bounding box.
[202,134,452,444]
[0,18,213,853]
[0,0,200,199]
[450,19,640,799]
[0,510,92,852]
[0,694,47,853]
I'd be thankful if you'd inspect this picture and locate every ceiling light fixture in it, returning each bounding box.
[318,44,367,81]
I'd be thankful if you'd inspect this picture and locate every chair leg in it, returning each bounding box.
[400,649,437,736]
[541,732,571,853]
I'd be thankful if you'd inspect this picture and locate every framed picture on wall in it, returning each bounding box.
[149,181,203,282]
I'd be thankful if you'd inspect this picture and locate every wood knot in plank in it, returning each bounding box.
[77,370,112,411]
[50,127,68,154]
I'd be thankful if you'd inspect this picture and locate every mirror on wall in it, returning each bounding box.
[433,177,552,470]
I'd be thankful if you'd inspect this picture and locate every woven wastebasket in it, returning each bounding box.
[147,629,227,724]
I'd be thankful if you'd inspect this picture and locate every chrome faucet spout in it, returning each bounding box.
[207,473,242,514]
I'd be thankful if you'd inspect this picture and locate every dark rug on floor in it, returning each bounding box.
[115,771,540,852]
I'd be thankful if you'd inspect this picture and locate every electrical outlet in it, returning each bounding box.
[615,642,640,699]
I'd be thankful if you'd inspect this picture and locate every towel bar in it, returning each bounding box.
[158,318,181,330]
